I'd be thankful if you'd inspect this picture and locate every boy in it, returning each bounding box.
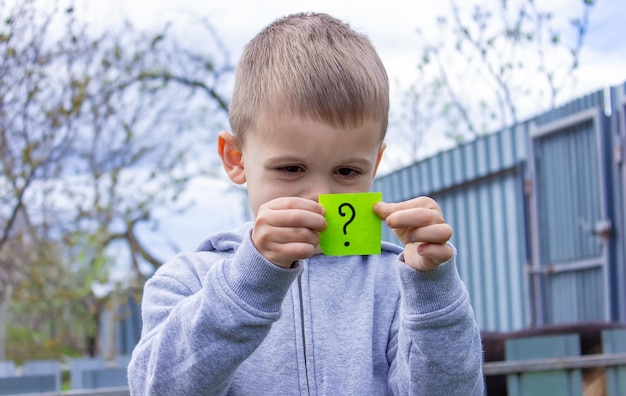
[128,12,484,395]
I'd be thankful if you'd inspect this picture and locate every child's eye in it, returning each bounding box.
[336,167,361,178]
[278,165,304,174]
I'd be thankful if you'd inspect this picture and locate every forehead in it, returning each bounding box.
[243,112,383,160]
[248,109,385,144]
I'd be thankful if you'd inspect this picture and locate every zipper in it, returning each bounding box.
[297,269,312,396]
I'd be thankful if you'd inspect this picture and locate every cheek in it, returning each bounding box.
[246,182,285,217]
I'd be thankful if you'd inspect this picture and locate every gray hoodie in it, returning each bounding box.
[128,223,484,395]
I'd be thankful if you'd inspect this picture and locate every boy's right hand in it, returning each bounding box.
[251,197,327,269]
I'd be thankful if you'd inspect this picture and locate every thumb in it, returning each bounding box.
[373,201,399,221]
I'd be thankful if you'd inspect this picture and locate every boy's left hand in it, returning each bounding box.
[374,197,453,272]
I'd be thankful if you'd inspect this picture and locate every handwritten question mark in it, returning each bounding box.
[338,203,356,247]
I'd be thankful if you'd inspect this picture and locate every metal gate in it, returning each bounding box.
[528,106,613,325]
[612,85,626,323]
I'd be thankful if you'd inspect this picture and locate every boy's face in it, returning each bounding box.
[219,112,385,217]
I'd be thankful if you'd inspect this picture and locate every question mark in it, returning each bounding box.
[338,203,356,247]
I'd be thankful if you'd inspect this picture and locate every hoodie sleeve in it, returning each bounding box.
[387,248,484,395]
[127,230,301,395]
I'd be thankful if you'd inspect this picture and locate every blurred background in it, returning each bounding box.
[1,0,626,392]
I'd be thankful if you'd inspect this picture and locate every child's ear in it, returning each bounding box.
[372,142,386,179]
[217,131,246,185]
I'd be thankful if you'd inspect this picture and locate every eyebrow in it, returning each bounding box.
[264,156,306,165]
[264,156,374,167]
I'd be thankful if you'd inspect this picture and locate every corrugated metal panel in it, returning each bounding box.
[505,334,583,395]
[529,91,611,326]
[435,170,528,331]
[610,82,626,323]
[374,121,528,200]
[535,90,603,126]
[373,123,530,332]
[373,82,626,331]
[434,168,527,330]
[534,117,603,264]
[545,268,605,323]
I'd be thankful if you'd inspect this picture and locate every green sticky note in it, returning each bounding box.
[319,192,382,256]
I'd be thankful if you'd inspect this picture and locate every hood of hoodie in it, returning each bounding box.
[194,222,253,254]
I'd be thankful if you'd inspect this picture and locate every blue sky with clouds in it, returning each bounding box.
[78,0,626,94]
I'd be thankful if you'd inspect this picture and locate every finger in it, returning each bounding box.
[374,196,440,220]
[252,222,321,267]
[384,207,445,230]
[405,223,453,244]
[264,208,327,232]
[265,196,325,216]
[403,242,454,271]
[264,227,321,246]
[260,197,326,231]
[416,242,454,265]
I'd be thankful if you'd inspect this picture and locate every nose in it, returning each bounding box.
[301,177,332,202]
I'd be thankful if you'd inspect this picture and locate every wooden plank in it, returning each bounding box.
[483,352,626,375]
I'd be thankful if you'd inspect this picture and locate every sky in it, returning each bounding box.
[76,0,626,97]
[64,0,626,276]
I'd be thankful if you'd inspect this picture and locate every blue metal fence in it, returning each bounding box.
[373,81,626,332]
[482,327,626,395]
[374,121,532,331]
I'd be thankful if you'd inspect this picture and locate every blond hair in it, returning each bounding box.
[229,12,389,145]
